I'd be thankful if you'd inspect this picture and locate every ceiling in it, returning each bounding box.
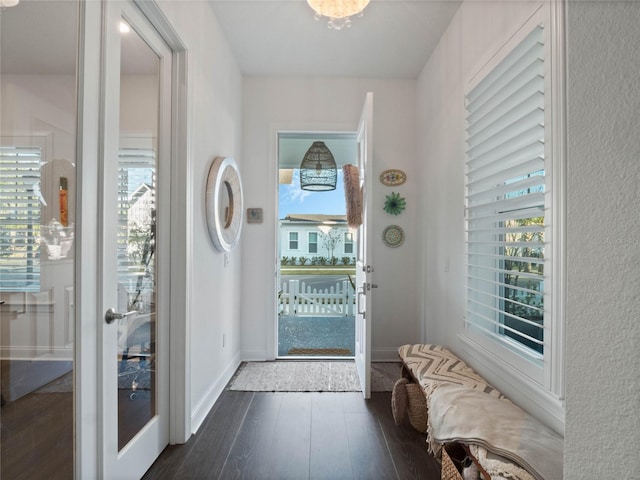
[279,132,357,169]
[0,1,461,79]
[209,0,462,78]
[210,1,463,169]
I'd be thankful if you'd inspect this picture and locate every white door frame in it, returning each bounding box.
[133,0,192,448]
[268,122,354,360]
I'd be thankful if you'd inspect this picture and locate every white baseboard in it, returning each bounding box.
[372,348,401,362]
[190,351,241,435]
[240,349,271,361]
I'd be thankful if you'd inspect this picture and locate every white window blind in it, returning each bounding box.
[117,148,156,309]
[0,146,42,292]
[465,25,547,362]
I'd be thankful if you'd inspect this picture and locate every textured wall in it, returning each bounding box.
[564,2,640,478]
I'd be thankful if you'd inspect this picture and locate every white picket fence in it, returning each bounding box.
[279,279,355,317]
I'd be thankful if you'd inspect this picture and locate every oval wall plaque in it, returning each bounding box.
[380,169,407,186]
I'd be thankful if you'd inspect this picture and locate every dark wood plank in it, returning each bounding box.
[175,391,253,479]
[144,390,442,480]
[0,392,73,480]
[310,393,354,480]
[265,393,312,479]
[369,392,440,480]
[154,390,254,480]
[344,409,398,480]
[340,391,370,414]
[141,443,193,480]
[218,392,284,479]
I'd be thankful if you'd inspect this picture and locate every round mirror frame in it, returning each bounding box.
[205,156,244,252]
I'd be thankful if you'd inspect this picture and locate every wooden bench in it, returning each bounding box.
[394,344,563,480]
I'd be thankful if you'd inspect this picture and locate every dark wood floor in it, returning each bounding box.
[143,390,440,480]
[0,391,73,480]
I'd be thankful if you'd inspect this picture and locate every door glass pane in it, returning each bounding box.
[1,1,78,477]
[116,18,160,450]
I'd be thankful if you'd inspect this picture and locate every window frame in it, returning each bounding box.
[460,3,565,418]
[343,232,353,254]
[288,231,298,250]
[308,231,318,254]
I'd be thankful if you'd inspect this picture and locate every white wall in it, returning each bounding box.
[564,2,640,478]
[241,78,421,361]
[418,1,640,478]
[418,0,544,362]
[156,1,244,432]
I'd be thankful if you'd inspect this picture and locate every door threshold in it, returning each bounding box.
[275,356,355,361]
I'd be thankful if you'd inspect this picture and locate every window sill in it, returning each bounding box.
[458,333,565,436]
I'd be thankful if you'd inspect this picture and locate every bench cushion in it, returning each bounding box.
[398,344,503,401]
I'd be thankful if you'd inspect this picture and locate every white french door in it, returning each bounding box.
[100,1,171,477]
[355,92,374,398]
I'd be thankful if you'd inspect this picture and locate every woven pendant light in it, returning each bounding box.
[299,141,337,191]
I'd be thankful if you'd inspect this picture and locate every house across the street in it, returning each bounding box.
[279,214,355,265]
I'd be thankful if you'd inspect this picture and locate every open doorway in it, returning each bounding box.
[277,132,357,358]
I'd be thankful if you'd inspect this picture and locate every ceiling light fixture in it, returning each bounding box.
[307,0,370,30]
[119,21,131,34]
[300,141,337,191]
[0,0,20,7]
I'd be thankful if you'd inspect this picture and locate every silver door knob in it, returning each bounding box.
[105,308,137,324]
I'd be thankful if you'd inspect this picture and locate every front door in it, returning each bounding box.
[355,92,373,398]
[100,1,171,477]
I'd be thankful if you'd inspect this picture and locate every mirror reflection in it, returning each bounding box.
[0,1,79,477]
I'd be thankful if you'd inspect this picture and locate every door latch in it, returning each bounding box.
[104,308,137,324]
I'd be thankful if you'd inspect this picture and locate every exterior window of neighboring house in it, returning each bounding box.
[0,146,42,292]
[289,232,298,250]
[463,6,565,400]
[308,232,318,254]
[344,232,353,254]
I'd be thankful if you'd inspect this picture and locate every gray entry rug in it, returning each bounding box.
[228,361,401,392]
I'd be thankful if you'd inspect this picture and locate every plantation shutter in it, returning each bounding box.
[0,146,42,292]
[117,148,156,283]
[464,25,547,360]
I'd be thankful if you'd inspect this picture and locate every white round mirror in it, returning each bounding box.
[205,156,243,252]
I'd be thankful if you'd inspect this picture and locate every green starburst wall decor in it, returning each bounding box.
[383,192,406,215]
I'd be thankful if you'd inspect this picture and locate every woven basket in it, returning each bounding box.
[391,378,409,425]
[405,382,428,432]
[441,446,464,480]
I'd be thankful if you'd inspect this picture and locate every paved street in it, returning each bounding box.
[280,274,353,291]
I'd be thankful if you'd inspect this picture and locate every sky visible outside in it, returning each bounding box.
[278,169,347,218]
